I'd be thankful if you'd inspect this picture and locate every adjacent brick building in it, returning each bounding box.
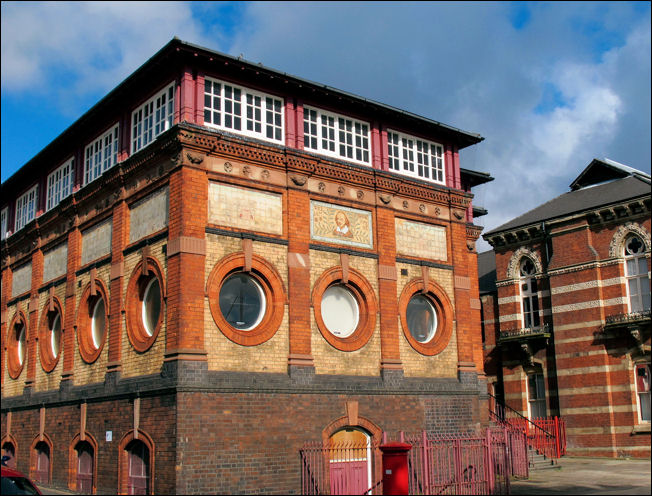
[481,158,651,458]
[1,39,493,493]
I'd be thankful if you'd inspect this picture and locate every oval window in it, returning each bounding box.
[91,298,106,349]
[142,278,161,337]
[406,294,437,343]
[50,313,62,359]
[321,285,360,338]
[219,273,266,330]
[17,322,26,366]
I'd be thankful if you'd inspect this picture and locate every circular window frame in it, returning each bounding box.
[38,298,64,373]
[126,257,166,353]
[206,252,286,346]
[312,266,377,352]
[7,311,28,379]
[76,280,109,364]
[399,279,453,356]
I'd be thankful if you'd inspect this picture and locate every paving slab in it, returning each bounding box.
[511,457,651,495]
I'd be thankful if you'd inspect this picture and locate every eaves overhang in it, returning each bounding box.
[2,38,484,200]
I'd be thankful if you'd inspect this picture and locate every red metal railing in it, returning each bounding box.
[400,428,519,495]
[489,394,566,459]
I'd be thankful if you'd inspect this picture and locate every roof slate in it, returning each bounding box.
[485,175,650,235]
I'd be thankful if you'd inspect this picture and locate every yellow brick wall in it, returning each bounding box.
[33,281,66,392]
[310,250,382,376]
[204,234,289,373]
[396,262,458,378]
[120,238,168,378]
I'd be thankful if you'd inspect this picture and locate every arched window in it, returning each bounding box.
[519,258,540,330]
[624,235,650,313]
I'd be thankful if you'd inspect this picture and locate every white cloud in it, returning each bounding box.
[1,1,208,104]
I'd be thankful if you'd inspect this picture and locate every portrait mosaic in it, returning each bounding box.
[310,201,373,249]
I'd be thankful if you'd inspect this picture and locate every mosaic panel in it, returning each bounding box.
[43,242,68,283]
[208,182,282,235]
[395,218,447,261]
[81,219,112,266]
[129,187,169,243]
[310,201,373,249]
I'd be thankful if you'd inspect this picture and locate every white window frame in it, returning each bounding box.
[635,363,651,423]
[1,207,7,240]
[387,130,445,184]
[14,185,38,232]
[46,158,74,211]
[131,83,175,154]
[303,106,370,166]
[624,235,650,314]
[527,371,547,419]
[204,77,284,144]
[85,124,119,185]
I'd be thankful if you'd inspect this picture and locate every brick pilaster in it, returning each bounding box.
[107,199,129,375]
[26,248,43,388]
[165,164,208,361]
[286,188,313,369]
[62,227,82,384]
[1,266,13,391]
[376,206,401,372]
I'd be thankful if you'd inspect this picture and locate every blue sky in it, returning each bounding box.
[1,1,650,251]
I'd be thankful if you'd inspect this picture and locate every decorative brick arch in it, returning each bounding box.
[76,278,110,364]
[68,432,98,494]
[118,429,155,495]
[125,256,166,353]
[1,434,19,468]
[321,415,383,445]
[609,222,651,258]
[38,296,64,373]
[506,247,543,280]
[6,310,28,379]
[312,266,378,352]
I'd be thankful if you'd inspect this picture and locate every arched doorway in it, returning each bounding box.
[33,441,50,485]
[75,441,94,493]
[1,441,16,468]
[328,427,372,495]
[126,439,150,495]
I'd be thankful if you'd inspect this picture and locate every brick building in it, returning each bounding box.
[1,39,493,494]
[481,158,651,458]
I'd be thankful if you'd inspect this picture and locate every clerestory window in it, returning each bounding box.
[387,130,445,184]
[85,124,119,185]
[131,83,175,153]
[46,158,74,211]
[303,106,370,165]
[204,78,284,144]
[15,185,38,232]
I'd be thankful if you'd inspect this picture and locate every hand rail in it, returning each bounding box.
[488,392,555,438]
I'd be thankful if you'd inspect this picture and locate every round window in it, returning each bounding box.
[91,298,106,349]
[219,273,266,330]
[406,294,437,343]
[142,278,161,337]
[320,284,360,338]
[50,312,62,359]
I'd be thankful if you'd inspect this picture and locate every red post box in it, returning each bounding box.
[380,442,412,495]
